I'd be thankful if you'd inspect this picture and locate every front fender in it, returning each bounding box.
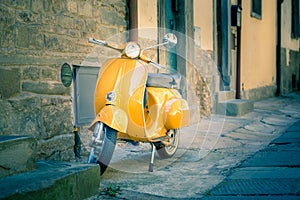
[89,105,128,133]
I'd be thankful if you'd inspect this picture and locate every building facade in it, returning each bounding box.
[137,0,299,115]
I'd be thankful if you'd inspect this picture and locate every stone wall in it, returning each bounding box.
[193,47,214,117]
[0,0,127,161]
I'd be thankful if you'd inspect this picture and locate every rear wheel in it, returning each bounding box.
[89,122,117,175]
[155,129,179,158]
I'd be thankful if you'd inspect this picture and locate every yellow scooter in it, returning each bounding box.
[87,33,190,175]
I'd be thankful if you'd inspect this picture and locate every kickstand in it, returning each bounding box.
[149,144,156,172]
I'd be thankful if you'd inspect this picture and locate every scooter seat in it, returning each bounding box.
[147,73,181,89]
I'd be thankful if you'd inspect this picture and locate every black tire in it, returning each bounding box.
[155,129,179,158]
[96,125,117,175]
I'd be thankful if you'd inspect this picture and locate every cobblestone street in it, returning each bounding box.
[86,93,300,199]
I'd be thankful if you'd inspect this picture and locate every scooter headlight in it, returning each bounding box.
[106,91,116,103]
[124,42,141,58]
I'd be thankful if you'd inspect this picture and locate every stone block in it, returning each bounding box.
[0,160,100,200]
[100,7,126,26]
[16,11,37,23]
[215,91,235,102]
[31,0,44,13]
[44,0,63,13]
[97,26,119,39]
[44,34,76,52]
[41,66,58,80]
[1,0,30,9]
[40,96,73,139]
[22,81,70,95]
[15,25,44,49]
[109,0,126,12]
[37,134,74,161]
[78,1,93,17]
[241,85,277,101]
[0,136,36,178]
[56,15,76,29]
[217,99,254,116]
[0,5,15,49]
[0,101,15,133]
[22,66,40,81]
[84,19,97,32]
[1,95,42,136]
[0,68,20,99]
[66,0,77,14]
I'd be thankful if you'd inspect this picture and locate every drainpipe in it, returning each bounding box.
[236,0,242,99]
[276,0,283,96]
[128,0,138,42]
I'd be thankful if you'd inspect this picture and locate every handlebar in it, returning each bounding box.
[88,38,124,52]
[88,38,108,46]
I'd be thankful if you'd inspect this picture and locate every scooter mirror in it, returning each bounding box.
[60,63,72,87]
[163,33,177,48]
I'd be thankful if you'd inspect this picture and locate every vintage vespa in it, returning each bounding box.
[81,33,189,175]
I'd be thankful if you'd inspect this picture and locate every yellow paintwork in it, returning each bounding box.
[90,105,128,133]
[145,87,190,132]
[90,58,190,143]
[164,98,190,129]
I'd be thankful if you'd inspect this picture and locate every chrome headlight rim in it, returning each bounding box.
[124,42,141,59]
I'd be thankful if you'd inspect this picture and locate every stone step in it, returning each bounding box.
[216,99,254,116]
[0,160,100,200]
[0,135,36,178]
[215,91,236,102]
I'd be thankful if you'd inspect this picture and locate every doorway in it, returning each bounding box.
[158,0,178,71]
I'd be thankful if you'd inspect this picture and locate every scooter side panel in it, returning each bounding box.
[164,98,190,129]
[146,87,190,132]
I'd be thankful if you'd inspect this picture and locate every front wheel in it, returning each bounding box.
[155,129,179,158]
[88,122,117,175]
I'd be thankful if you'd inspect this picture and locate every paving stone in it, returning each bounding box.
[287,121,300,132]
[267,143,300,151]
[209,179,300,195]
[243,122,277,134]
[228,167,300,179]
[261,116,294,127]
[225,129,275,142]
[271,131,300,144]
[202,195,300,200]
[241,151,300,167]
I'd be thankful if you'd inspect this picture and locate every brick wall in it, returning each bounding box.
[0,0,127,161]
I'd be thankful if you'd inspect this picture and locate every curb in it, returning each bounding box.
[0,160,100,200]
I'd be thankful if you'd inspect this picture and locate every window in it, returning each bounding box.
[291,0,300,38]
[251,0,262,19]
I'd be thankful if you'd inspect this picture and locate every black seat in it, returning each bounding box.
[146,73,181,89]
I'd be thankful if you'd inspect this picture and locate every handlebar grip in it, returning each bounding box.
[88,38,107,46]
[88,38,95,43]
